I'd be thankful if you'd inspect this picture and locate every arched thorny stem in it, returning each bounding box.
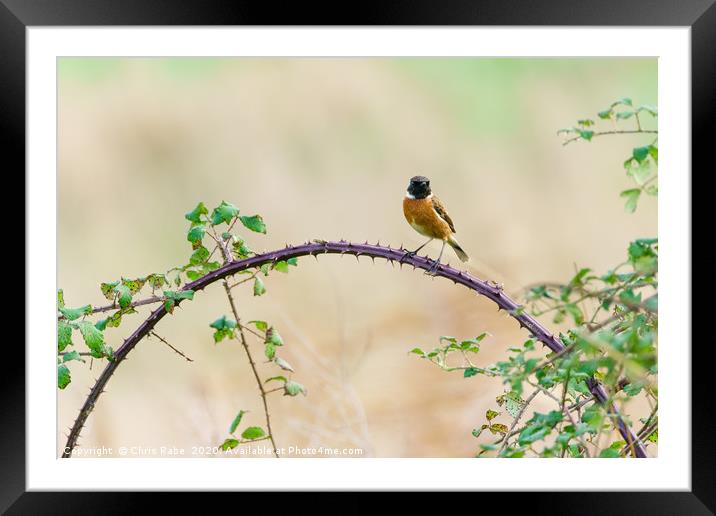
[61,240,647,458]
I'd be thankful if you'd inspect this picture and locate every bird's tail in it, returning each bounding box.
[447,237,470,263]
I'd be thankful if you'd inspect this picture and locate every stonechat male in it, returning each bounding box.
[402,176,469,273]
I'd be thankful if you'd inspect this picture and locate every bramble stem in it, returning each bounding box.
[61,240,646,458]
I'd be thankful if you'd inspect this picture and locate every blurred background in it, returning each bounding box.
[58,58,657,458]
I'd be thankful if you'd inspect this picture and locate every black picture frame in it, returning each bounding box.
[3,0,708,512]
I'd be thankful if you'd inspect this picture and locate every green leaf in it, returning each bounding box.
[185,270,202,281]
[165,290,195,301]
[100,281,120,300]
[145,273,168,289]
[620,189,641,213]
[239,214,267,234]
[185,202,208,223]
[62,350,85,363]
[253,277,266,296]
[486,409,499,421]
[232,239,252,259]
[489,423,508,435]
[229,410,246,434]
[121,277,146,294]
[114,284,132,309]
[248,320,268,332]
[210,315,237,343]
[496,392,524,418]
[58,321,73,352]
[241,426,266,440]
[266,327,283,346]
[597,109,612,120]
[220,438,239,451]
[265,376,287,384]
[579,130,594,141]
[409,348,425,356]
[463,367,479,378]
[264,342,276,360]
[210,315,237,330]
[77,321,109,358]
[632,146,650,163]
[274,357,294,372]
[190,246,210,265]
[58,363,71,389]
[211,201,239,225]
[59,304,92,321]
[599,448,621,458]
[616,111,634,119]
[287,257,298,266]
[187,225,206,247]
[284,380,307,397]
[57,289,65,308]
[273,261,289,273]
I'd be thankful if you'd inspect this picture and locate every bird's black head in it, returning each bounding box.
[407,176,431,199]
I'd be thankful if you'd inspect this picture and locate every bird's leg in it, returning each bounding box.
[400,238,433,264]
[425,240,447,275]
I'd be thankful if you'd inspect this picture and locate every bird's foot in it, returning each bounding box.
[399,250,417,264]
[424,259,441,276]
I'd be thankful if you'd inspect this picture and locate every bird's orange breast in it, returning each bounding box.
[403,196,452,240]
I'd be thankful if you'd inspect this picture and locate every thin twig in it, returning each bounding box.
[562,129,658,146]
[58,295,163,320]
[149,330,193,362]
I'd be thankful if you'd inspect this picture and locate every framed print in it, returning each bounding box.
[3,0,710,511]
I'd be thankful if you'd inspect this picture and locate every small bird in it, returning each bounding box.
[402,175,469,273]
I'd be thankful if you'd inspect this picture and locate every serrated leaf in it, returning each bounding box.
[190,246,210,266]
[489,423,509,435]
[59,304,92,321]
[58,363,71,389]
[264,342,276,360]
[77,321,107,358]
[284,380,307,397]
[579,130,594,141]
[100,281,119,300]
[496,391,525,418]
[58,321,73,352]
[186,202,209,223]
[146,273,168,289]
[187,225,206,247]
[114,284,132,309]
[274,261,289,273]
[632,146,650,163]
[241,426,266,440]
[253,277,266,296]
[211,201,239,225]
[62,350,85,363]
[464,367,479,378]
[239,214,267,234]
